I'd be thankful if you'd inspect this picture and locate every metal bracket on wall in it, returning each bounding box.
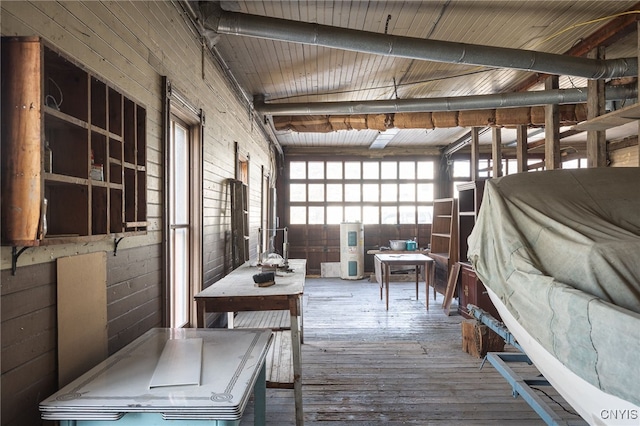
[11,246,29,275]
[113,237,124,256]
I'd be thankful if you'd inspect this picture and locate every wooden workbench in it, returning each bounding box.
[195,259,306,426]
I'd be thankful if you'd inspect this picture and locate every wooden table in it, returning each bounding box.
[369,249,430,295]
[375,253,434,311]
[40,328,273,425]
[195,259,306,426]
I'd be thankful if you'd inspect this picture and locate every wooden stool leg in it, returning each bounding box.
[415,265,419,300]
[379,263,384,300]
[425,263,430,311]
[385,264,390,310]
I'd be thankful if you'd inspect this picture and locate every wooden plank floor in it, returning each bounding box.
[234,310,291,330]
[240,277,583,425]
[264,330,294,388]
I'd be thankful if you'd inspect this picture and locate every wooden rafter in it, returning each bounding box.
[512,2,640,93]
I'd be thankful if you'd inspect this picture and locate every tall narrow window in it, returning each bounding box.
[239,158,249,184]
[167,115,202,327]
[164,80,203,328]
[232,143,250,268]
[169,117,190,327]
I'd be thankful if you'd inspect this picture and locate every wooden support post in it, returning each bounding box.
[516,125,528,173]
[491,127,502,177]
[545,76,561,170]
[471,127,480,180]
[587,46,607,168]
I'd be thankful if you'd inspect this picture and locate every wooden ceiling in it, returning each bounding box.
[190,1,640,152]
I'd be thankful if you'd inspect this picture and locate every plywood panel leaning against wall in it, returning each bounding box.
[57,251,108,387]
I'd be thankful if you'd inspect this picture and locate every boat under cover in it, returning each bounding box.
[468,168,640,423]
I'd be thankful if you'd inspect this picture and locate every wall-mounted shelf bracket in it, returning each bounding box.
[11,246,29,275]
[113,237,124,256]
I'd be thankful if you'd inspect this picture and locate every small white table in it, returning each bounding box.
[375,253,434,311]
[40,328,272,425]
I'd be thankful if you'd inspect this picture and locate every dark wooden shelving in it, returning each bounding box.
[1,36,147,248]
[456,180,500,320]
[429,198,458,296]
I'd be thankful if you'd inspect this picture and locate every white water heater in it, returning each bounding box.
[340,222,364,280]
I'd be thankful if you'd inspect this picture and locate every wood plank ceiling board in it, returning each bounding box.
[209,1,640,149]
[216,2,640,95]
[276,129,379,148]
[391,128,464,147]
[606,30,640,58]
[57,251,108,388]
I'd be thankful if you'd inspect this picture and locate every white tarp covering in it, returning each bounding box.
[468,168,640,407]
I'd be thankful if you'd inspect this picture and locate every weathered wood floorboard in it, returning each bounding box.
[234,310,291,330]
[265,330,294,388]
[240,278,581,425]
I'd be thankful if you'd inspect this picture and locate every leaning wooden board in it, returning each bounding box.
[57,252,107,387]
[442,262,461,316]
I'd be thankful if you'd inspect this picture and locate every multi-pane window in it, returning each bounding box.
[451,155,586,196]
[563,158,587,169]
[288,159,435,225]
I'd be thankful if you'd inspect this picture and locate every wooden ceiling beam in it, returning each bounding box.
[565,10,640,57]
[512,3,640,92]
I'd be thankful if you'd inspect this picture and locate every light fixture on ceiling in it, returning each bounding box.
[441,127,491,156]
[503,128,545,148]
[369,128,400,149]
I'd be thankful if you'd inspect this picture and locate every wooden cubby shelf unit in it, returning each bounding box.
[429,198,458,296]
[1,36,147,247]
[456,180,500,320]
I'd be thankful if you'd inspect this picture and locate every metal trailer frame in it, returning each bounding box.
[469,305,587,426]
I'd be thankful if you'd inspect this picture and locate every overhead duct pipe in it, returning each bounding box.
[272,105,584,133]
[199,4,638,80]
[254,85,636,115]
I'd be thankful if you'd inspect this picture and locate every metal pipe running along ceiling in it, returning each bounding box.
[200,3,638,80]
[254,85,637,115]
